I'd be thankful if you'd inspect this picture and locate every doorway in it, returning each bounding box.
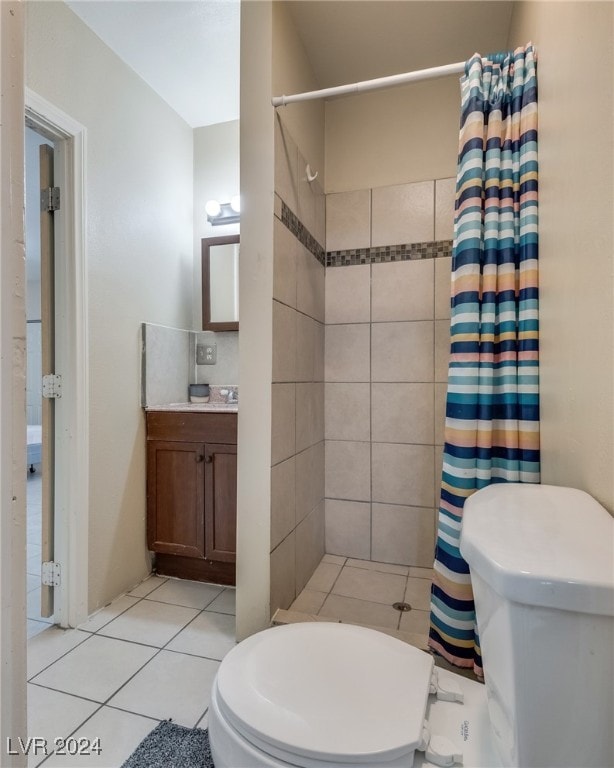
[25,126,55,636]
[25,91,89,632]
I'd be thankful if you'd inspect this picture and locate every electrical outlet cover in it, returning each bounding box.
[197,343,217,365]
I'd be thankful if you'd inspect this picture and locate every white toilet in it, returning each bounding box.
[209,484,614,768]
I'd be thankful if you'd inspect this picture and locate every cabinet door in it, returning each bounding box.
[204,443,237,562]
[147,440,205,558]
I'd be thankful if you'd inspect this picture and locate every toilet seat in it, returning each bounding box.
[212,622,434,767]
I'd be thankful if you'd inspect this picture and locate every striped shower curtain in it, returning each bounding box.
[429,45,539,676]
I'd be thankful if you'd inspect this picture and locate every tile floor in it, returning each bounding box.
[26,575,235,767]
[23,557,456,766]
[289,554,434,637]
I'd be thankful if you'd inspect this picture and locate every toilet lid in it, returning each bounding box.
[215,622,434,765]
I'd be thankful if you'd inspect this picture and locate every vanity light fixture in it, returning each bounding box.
[206,197,240,226]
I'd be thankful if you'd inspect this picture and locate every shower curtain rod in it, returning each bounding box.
[271,60,470,107]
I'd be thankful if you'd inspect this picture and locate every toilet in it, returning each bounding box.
[209,484,614,768]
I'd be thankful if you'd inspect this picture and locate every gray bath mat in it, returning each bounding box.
[121,721,215,768]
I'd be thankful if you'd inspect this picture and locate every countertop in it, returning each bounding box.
[145,402,238,413]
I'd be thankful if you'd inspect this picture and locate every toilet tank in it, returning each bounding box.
[460,484,614,768]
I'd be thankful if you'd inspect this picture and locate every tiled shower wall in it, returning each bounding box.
[270,115,326,616]
[324,179,454,567]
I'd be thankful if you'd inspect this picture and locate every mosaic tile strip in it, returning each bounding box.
[280,201,326,266]
[327,240,453,267]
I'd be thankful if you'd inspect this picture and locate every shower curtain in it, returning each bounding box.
[429,45,539,676]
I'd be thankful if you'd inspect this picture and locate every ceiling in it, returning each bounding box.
[287,1,515,90]
[66,0,240,128]
[64,1,514,128]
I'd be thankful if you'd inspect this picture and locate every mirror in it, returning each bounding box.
[202,235,239,331]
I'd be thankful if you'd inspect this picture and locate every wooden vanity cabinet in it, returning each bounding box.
[146,410,237,586]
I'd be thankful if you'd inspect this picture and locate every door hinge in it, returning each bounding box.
[41,186,60,212]
[42,373,62,399]
[41,561,61,587]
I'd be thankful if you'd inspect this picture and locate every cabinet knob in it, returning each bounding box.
[204,455,213,463]
[196,454,205,463]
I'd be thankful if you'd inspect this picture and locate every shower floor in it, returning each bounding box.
[278,554,433,648]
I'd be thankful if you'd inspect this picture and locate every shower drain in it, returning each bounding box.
[393,601,412,612]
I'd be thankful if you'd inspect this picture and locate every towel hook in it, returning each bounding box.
[305,163,318,183]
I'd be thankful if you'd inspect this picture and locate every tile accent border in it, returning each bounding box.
[327,240,453,268]
[281,201,326,266]
[278,197,452,269]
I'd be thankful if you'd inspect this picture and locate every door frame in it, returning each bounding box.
[0,3,27,759]
[25,89,89,630]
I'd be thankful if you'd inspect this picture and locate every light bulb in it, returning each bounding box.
[230,195,241,213]
[205,199,221,217]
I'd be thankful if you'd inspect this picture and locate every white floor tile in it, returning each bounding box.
[78,595,141,633]
[27,539,41,557]
[31,635,157,703]
[27,529,42,547]
[126,574,168,598]
[409,566,434,580]
[196,710,209,729]
[41,705,156,767]
[399,608,431,635]
[98,599,200,648]
[144,578,224,610]
[27,620,50,641]
[321,554,346,565]
[27,684,99,767]
[28,542,42,557]
[404,576,432,611]
[346,558,410,576]
[319,594,401,629]
[205,587,236,615]
[27,473,42,497]
[28,627,90,679]
[290,589,327,614]
[305,562,342,592]
[332,566,406,605]
[166,611,236,661]
[107,650,219,727]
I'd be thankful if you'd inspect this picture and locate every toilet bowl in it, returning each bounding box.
[209,485,614,768]
[209,621,499,768]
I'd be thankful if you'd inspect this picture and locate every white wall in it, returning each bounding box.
[193,120,240,328]
[236,0,275,640]
[237,0,328,639]
[26,1,194,611]
[508,2,614,513]
[272,3,325,189]
[325,75,460,193]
